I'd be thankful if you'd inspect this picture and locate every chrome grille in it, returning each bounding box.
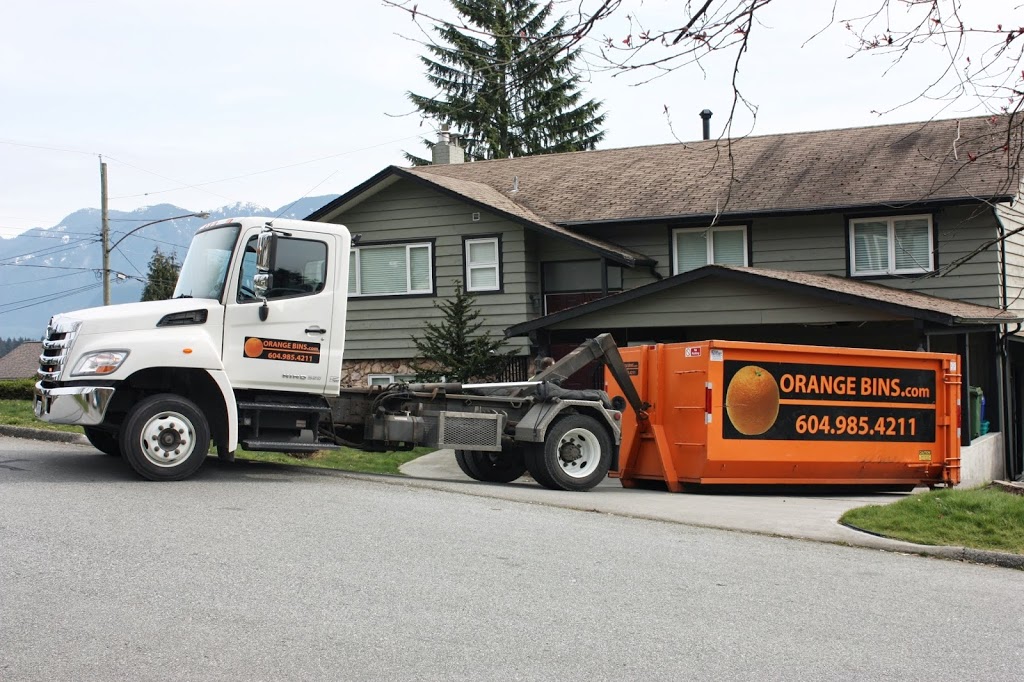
[37,318,80,383]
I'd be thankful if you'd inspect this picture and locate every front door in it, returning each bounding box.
[222,227,339,394]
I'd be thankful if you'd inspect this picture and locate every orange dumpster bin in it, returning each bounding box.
[605,340,961,491]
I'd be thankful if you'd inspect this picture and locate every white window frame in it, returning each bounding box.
[464,236,500,292]
[671,225,749,274]
[849,214,934,276]
[349,242,433,297]
[367,374,417,386]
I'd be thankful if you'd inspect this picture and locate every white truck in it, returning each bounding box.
[33,217,642,489]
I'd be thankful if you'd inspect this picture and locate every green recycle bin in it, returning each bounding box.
[968,386,983,439]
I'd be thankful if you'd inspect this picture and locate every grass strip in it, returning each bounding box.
[2,398,431,475]
[841,487,1024,554]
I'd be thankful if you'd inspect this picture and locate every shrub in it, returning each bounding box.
[0,378,35,400]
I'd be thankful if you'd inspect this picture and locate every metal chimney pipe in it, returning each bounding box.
[699,109,713,140]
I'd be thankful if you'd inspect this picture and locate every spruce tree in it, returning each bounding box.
[407,0,605,163]
[410,281,516,382]
[140,247,180,301]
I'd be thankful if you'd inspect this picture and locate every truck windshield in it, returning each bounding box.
[172,225,241,300]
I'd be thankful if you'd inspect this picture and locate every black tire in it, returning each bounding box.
[455,448,527,483]
[454,449,484,480]
[527,414,612,492]
[119,394,211,481]
[83,426,121,457]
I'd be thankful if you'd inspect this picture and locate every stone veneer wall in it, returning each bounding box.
[341,359,420,387]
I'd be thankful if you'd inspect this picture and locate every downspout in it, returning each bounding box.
[995,204,1020,478]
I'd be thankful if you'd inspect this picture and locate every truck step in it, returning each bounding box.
[240,439,340,452]
[236,401,331,413]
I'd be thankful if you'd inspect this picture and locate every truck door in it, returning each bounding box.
[222,227,340,393]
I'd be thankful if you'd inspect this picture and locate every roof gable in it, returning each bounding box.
[505,265,1020,337]
[309,166,654,267]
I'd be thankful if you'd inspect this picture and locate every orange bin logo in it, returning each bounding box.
[725,365,780,435]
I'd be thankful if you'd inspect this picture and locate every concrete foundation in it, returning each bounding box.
[958,431,1004,488]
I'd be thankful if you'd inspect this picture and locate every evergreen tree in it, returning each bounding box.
[407,0,605,163]
[410,281,516,382]
[140,247,180,302]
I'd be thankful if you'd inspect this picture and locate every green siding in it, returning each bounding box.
[997,201,1024,317]
[330,171,1006,356]
[549,278,900,330]
[329,181,529,360]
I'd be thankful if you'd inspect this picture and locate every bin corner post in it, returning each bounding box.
[652,424,684,493]
[615,343,647,488]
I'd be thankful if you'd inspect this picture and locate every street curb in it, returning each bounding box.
[840,521,1024,570]
[0,424,88,445]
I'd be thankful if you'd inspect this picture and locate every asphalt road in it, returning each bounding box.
[1,437,1021,681]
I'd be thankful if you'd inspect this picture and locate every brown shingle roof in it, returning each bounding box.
[0,342,40,380]
[394,168,654,266]
[414,115,1018,224]
[505,265,1020,337]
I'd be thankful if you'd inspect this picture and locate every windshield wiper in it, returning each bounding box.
[174,293,193,299]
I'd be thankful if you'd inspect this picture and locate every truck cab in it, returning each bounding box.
[34,217,353,479]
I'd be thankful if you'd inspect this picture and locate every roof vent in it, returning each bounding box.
[700,109,713,140]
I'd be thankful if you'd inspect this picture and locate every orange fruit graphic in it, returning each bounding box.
[725,365,780,435]
[244,337,264,358]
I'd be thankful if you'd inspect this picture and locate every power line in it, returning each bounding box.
[0,282,104,315]
[0,237,98,265]
[0,138,98,157]
[0,270,90,288]
[107,134,423,201]
[0,263,98,272]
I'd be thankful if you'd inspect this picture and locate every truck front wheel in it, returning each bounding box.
[526,414,611,492]
[83,427,121,457]
[120,394,210,481]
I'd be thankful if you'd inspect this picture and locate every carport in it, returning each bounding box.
[506,265,1023,477]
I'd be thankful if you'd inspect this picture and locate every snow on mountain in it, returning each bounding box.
[0,194,338,338]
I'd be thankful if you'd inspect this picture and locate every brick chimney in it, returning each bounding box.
[431,124,465,165]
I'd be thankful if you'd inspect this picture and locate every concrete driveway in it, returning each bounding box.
[398,449,1020,567]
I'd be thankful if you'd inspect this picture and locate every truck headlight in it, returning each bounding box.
[72,351,129,376]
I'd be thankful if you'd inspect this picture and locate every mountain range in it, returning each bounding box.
[0,195,338,338]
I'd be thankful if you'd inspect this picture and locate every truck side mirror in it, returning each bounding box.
[254,230,277,319]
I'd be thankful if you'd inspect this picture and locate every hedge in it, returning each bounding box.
[0,378,35,400]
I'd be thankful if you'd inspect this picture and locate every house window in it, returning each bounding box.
[349,242,433,296]
[464,237,500,292]
[850,215,933,276]
[672,226,748,274]
[368,374,416,386]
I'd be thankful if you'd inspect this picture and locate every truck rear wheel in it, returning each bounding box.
[83,427,121,457]
[526,414,611,492]
[455,449,527,483]
[120,394,210,481]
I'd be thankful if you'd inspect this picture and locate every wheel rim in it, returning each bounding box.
[556,427,601,479]
[138,411,197,468]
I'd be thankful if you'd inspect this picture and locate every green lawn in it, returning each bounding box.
[841,487,1024,554]
[0,398,431,475]
[0,399,82,433]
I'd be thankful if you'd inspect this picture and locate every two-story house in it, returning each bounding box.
[308,114,1024,480]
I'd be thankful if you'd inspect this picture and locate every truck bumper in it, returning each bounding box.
[33,383,115,426]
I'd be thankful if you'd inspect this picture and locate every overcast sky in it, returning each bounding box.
[0,1,1009,239]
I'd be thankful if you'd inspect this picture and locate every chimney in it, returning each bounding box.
[431,124,465,165]
[699,109,713,140]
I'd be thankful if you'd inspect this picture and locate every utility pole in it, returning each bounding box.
[100,156,110,305]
